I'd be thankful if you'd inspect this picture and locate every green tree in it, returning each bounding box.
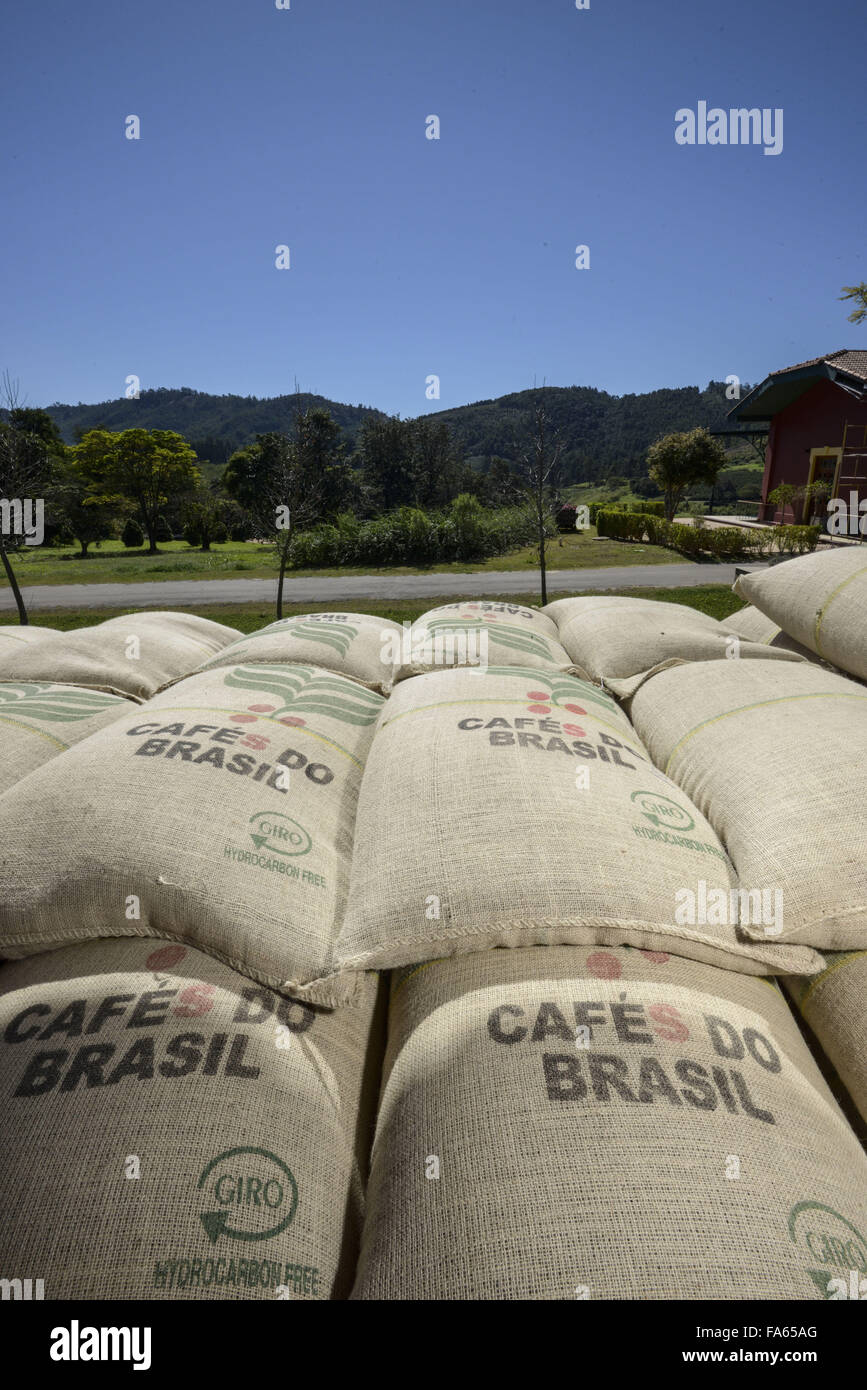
[410,417,465,507]
[840,283,867,325]
[224,410,340,618]
[358,415,415,512]
[767,482,802,524]
[53,463,129,556]
[73,428,201,553]
[647,427,727,522]
[6,407,66,454]
[121,517,145,548]
[183,488,229,551]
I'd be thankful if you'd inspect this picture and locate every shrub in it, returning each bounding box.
[154,515,173,543]
[556,503,578,532]
[772,524,820,556]
[121,518,144,549]
[629,499,665,517]
[286,503,537,569]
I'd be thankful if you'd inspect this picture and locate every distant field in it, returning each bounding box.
[5,527,688,588]
[23,584,745,633]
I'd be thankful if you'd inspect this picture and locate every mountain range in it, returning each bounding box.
[44,381,750,484]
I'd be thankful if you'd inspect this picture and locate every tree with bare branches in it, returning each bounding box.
[515,396,564,605]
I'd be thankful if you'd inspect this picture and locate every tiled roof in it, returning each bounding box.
[772,350,867,382]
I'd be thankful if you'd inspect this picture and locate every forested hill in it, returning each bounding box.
[46,388,384,466]
[45,380,745,482]
[431,382,744,482]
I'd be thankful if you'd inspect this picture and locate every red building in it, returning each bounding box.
[728,349,867,524]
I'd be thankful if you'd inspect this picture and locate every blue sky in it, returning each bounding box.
[1,0,864,418]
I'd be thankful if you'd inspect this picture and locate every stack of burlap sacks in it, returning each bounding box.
[0,611,400,1297]
[0,560,865,1300]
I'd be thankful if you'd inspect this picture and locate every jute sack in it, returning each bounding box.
[0,611,242,701]
[352,945,867,1301]
[722,604,840,667]
[0,938,384,1299]
[192,612,401,695]
[391,602,575,683]
[0,664,385,1005]
[337,666,821,977]
[0,682,130,795]
[733,546,867,682]
[0,624,59,663]
[629,660,867,950]
[782,953,867,1125]
[423,601,560,640]
[541,596,803,696]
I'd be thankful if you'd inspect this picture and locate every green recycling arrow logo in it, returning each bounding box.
[197,1147,299,1245]
[248,811,312,857]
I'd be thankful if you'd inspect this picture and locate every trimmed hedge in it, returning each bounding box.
[595,509,820,560]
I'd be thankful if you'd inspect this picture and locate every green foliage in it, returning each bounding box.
[629,499,665,516]
[121,517,144,548]
[44,380,745,491]
[154,515,173,542]
[647,427,728,521]
[182,489,229,550]
[595,509,820,560]
[770,524,821,555]
[767,482,802,523]
[72,427,201,552]
[840,283,867,325]
[286,504,537,569]
[52,462,130,556]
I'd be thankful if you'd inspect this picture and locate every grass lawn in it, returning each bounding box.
[22,585,746,633]
[4,527,690,589]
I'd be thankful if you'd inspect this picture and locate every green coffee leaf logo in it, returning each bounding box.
[256,620,359,656]
[0,682,123,722]
[221,665,382,726]
[425,618,555,661]
[197,1147,298,1245]
[630,790,696,833]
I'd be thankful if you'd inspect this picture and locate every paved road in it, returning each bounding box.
[0,562,764,611]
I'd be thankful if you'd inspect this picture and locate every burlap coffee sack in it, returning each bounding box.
[337,666,821,977]
[0,682,130,795]
[0,938,384,1299]
[629,660,867,950]
[722,604,839,667]
[352,944,867,1300]
[0,664,385,1005]
[192,612,401,695]
[429,601,560,641]
[541,595,804,696]
[0,611,242,701]
[0,625,59,672]
[782,953,867,1125]
[391,602,576,683]
[734,547,867,682]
